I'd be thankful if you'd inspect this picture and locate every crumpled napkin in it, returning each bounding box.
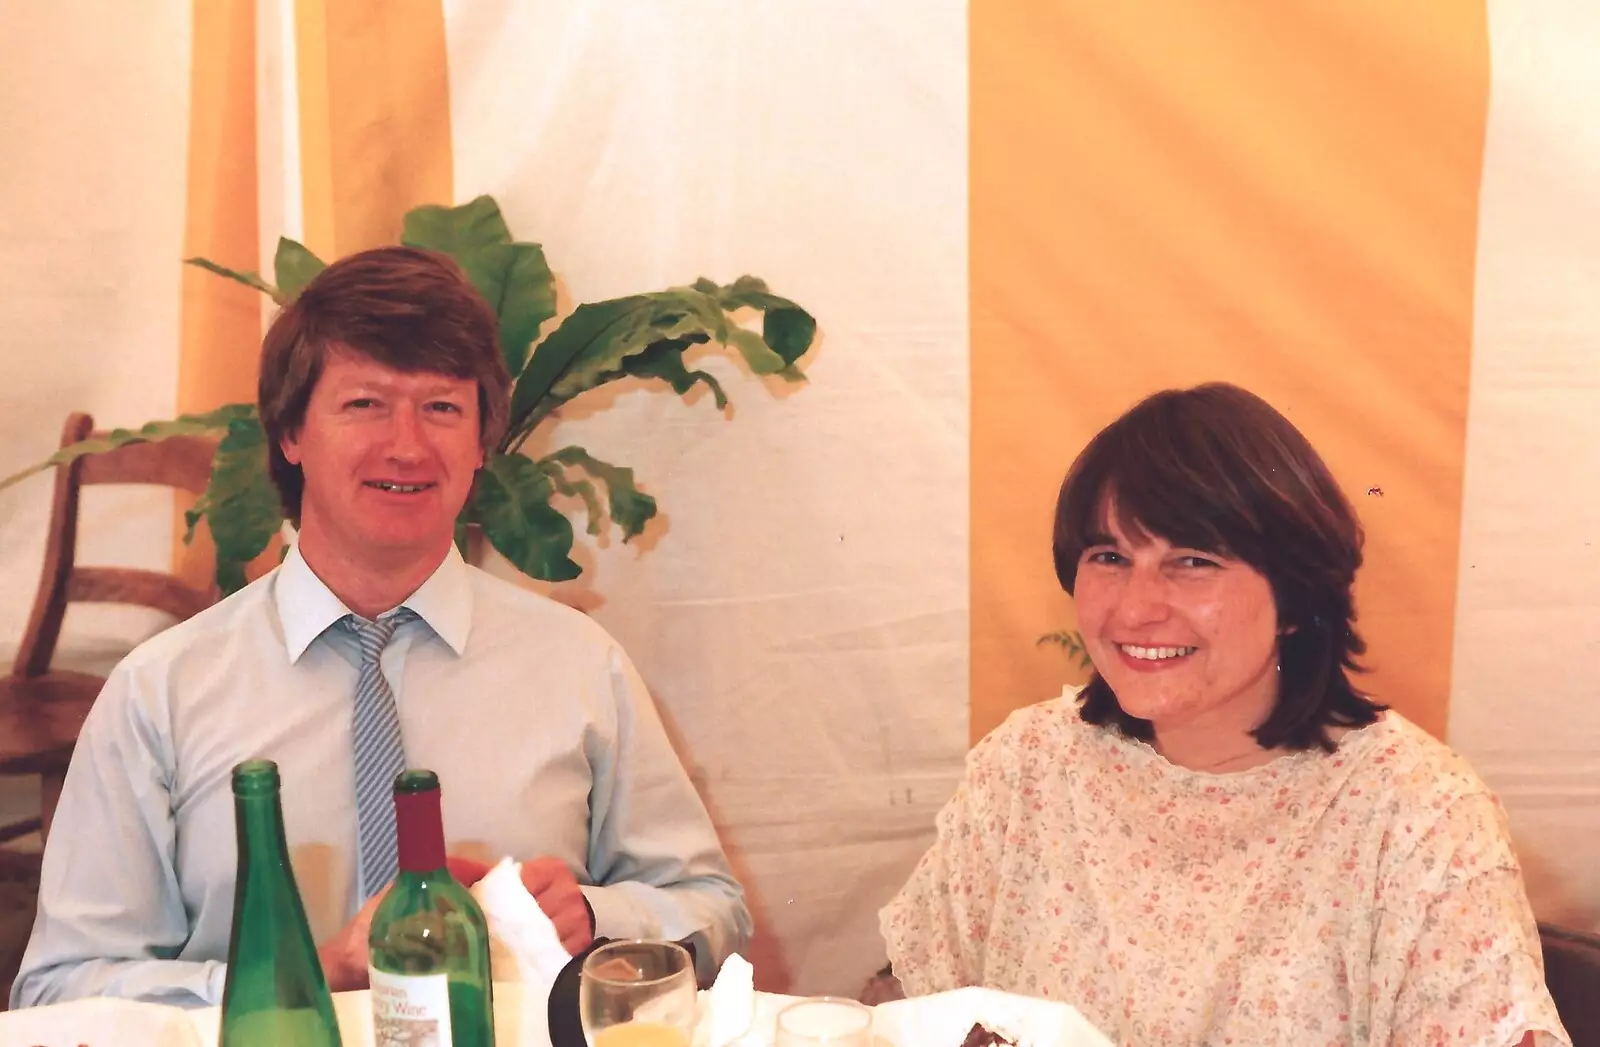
[469,856,574,987]
[558,944,758,1046]
[694,952,756,1047]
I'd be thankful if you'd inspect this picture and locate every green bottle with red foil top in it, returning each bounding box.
[367,770,495,1046]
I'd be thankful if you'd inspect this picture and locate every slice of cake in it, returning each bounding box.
[959,1022,1018,1047]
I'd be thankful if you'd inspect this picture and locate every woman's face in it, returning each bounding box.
[1073,511,1281,737]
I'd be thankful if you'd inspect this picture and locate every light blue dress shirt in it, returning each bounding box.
[11,544,751,1008]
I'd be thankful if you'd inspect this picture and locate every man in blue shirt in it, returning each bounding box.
[13,246,750,1007]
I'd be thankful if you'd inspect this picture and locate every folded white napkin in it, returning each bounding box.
[469,856,573,986]
[692,952,756,1047]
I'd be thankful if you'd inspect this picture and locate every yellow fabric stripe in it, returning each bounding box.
[175,0,260,586]
[294,0,453,259]
[970,2,1490,743]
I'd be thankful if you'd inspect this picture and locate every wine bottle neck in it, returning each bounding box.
[395,786,447,872]
[234,792,292,872]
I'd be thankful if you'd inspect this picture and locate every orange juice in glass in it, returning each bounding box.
[580,940,697,1047]
[591,1022,690,1047]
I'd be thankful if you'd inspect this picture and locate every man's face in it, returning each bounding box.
[282,349,482,569]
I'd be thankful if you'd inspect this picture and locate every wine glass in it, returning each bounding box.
[775,997,873,1047]
[579,939,698,1047]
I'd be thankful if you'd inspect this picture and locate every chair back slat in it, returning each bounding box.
[66,568,215,622]
[10,413,221,679]
[79,435,215,494]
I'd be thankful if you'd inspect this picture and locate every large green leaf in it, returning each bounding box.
[273,238,326,299]
[699,275,768,309]
[762,306,818,365]
[506,291,731,447]
[726,328,789,376]
[471,453,581,582]
[452,496,479,560]
[548,290,727,404]
[535,460,604,537]
[623,337,729,408]
[182,416,283,594]
[0,404,253,494]
[508,295,649,438]
[696,276,817,366]
[401,195,513,254]
[184,258,283,303]
[458,243,557,377]
[401,198,557,378]
[544,447,657,540]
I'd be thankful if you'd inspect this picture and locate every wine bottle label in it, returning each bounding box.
[370,966,454,1047]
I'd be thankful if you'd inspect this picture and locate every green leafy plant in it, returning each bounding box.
[0,195,817,594]
[1038,629,1094,672]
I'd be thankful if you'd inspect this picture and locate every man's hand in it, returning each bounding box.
[317,887,387,993]
[356,854,593,958]
[521,857,594,955]
[316,858,491,991]
[446,854,594,954]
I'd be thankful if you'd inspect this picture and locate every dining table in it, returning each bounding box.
[0,982,1113,1047]
[0,981,808,1047]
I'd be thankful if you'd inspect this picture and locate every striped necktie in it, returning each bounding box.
[347,608,416,900]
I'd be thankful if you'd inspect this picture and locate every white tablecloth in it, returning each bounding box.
[0,984,1112,1047]
[0,983,544,1047]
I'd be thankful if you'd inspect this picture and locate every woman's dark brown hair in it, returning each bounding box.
[1052,382,1385,751]
[257,245,511,522]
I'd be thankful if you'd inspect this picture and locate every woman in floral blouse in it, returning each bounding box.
[881,383,1568,1045]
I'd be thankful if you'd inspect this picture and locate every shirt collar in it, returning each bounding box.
[275,542,473,663]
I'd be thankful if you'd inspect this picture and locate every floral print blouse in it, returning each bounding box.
[881,691,1569,1046]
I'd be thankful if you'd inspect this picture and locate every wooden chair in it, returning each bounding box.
[0,412,218,846]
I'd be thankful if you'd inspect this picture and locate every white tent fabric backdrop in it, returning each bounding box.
[1448,0,1600,930]
[0,2,191,667]
[441,0,970,992]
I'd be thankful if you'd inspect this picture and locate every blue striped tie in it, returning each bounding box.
[347,608,415,900]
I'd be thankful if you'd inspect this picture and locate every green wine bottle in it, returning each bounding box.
[219,759,343,1047]
[367,770,495,1047]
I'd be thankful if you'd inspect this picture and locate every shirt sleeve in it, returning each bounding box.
[1371,790,1570,1047]
[579,645,752,983]
[878,721,1016,996]
[9,662,226,1009]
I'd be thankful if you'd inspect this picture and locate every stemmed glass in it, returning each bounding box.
[578,939,698,1047]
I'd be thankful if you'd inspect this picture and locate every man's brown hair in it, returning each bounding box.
[257,245,511,521]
